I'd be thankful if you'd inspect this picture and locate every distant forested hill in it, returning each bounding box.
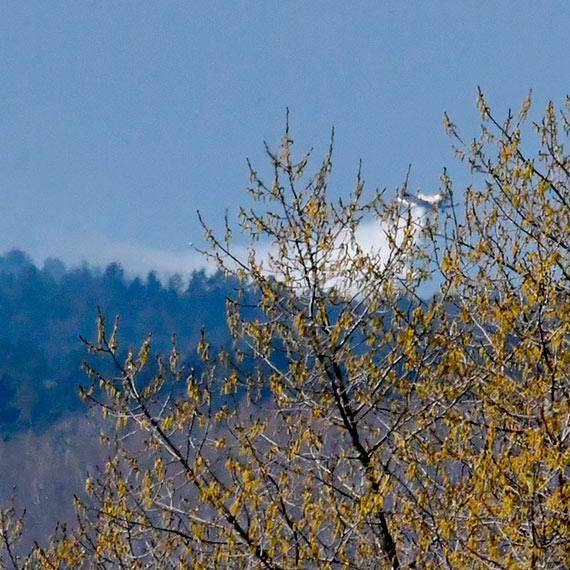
[0,249,235,434]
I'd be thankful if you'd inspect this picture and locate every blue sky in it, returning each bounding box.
[1,2,569,277]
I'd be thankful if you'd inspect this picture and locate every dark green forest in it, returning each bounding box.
[0,248,235,435]
[0,248,237,543]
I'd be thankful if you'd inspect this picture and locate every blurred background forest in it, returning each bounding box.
[0,248,233,544]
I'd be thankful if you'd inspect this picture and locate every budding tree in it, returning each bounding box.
[3,92,570,570]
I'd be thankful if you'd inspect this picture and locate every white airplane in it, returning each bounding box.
[396,190,454,211]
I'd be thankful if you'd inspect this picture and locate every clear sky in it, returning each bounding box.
[1,2,569,277]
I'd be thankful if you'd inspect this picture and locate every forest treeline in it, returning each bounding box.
[0,249,233,434]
